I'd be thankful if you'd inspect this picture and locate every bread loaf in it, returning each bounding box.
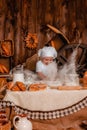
[0,109,8,125]
[29,83,47,91]
[11,85,20,91]
[0,78,7,90]
[6,82,14,90]
[0,64,9,73]
[6,81,26,91]
[16,81,26,91]
[1,42,11,56]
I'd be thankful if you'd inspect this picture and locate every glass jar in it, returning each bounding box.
[13,65,24,83]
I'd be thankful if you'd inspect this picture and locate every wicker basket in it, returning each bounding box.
[0,121,11,130]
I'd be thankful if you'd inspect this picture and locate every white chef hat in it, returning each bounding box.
[38,46,57,59]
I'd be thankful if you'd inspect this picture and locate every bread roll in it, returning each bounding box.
[16,81,26,91]
[29,83,47,91]
[0,64,9,73]
[1,42,11,56]
[1,65,9,73]
[0,65,4,73]
[6,82,14,90]
[11,85,20,91]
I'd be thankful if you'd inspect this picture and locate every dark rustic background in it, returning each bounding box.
[0,0,87,66]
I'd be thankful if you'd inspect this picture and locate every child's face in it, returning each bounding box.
[41,57,53,65]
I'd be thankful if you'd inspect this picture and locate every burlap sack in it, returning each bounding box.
[25,54,39,72]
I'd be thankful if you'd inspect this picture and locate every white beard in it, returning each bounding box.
[45,62,58,81]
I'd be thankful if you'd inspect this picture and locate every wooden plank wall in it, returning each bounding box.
[0,0,87,66]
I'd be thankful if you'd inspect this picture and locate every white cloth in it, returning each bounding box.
[38,46,57,58]
[4,89,87,111]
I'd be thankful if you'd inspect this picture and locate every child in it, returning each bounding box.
[36,46,58,80]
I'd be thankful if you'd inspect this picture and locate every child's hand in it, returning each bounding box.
[37,72,47,80]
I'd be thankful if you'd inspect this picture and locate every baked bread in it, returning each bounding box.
[11,85,20,91]
[0,109,8,125]
[0,78,7,89]
[83,71,87,88]
[16,81,26,91]
[6,82,14,90]
[1,42,11,56]
[0,64,9,73]
[29,83,47,91]
[6,81,26,91]
[58,86,82,90]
